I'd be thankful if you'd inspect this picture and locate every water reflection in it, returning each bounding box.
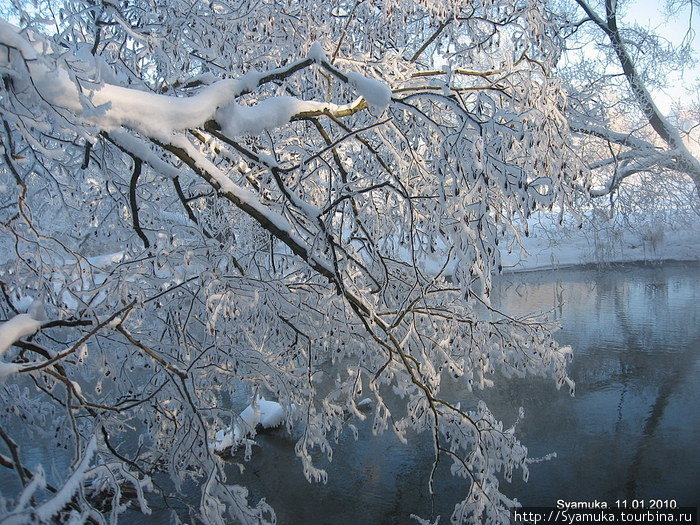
[234,262,700,521]
[489,262,700,508]
[7,263,699,523]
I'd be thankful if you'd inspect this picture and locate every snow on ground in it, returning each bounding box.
[501,213,700,272]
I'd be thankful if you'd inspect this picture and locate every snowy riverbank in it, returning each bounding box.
[501,215,700,272]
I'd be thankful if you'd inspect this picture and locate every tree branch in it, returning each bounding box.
[410,20,451,63]
[129,156,150,249]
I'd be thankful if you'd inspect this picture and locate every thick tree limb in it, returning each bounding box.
[574,0,700,195]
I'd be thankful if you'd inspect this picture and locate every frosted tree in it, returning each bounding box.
[0,1,579,523]
[554,0,700,202]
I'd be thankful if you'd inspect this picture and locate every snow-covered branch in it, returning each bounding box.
[0,2,582,523]
[568,0,700,197]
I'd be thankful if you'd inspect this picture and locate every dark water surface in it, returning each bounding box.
[230,262,700,524]
[4,262,699,523]
[490,262,700,508]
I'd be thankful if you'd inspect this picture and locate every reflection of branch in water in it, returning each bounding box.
[624,335,699,499]
[612,275,669,345]
[555,280,565,320]
[615,380,627,431]
[612,284,637,345]
[597,271,690,499]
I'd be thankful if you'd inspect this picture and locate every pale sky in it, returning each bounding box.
[626,0,700,114]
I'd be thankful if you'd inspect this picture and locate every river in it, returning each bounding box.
[220,261,700,524]
[4,262,699,523]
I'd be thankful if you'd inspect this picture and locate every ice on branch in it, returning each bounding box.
[5,435,98,523]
